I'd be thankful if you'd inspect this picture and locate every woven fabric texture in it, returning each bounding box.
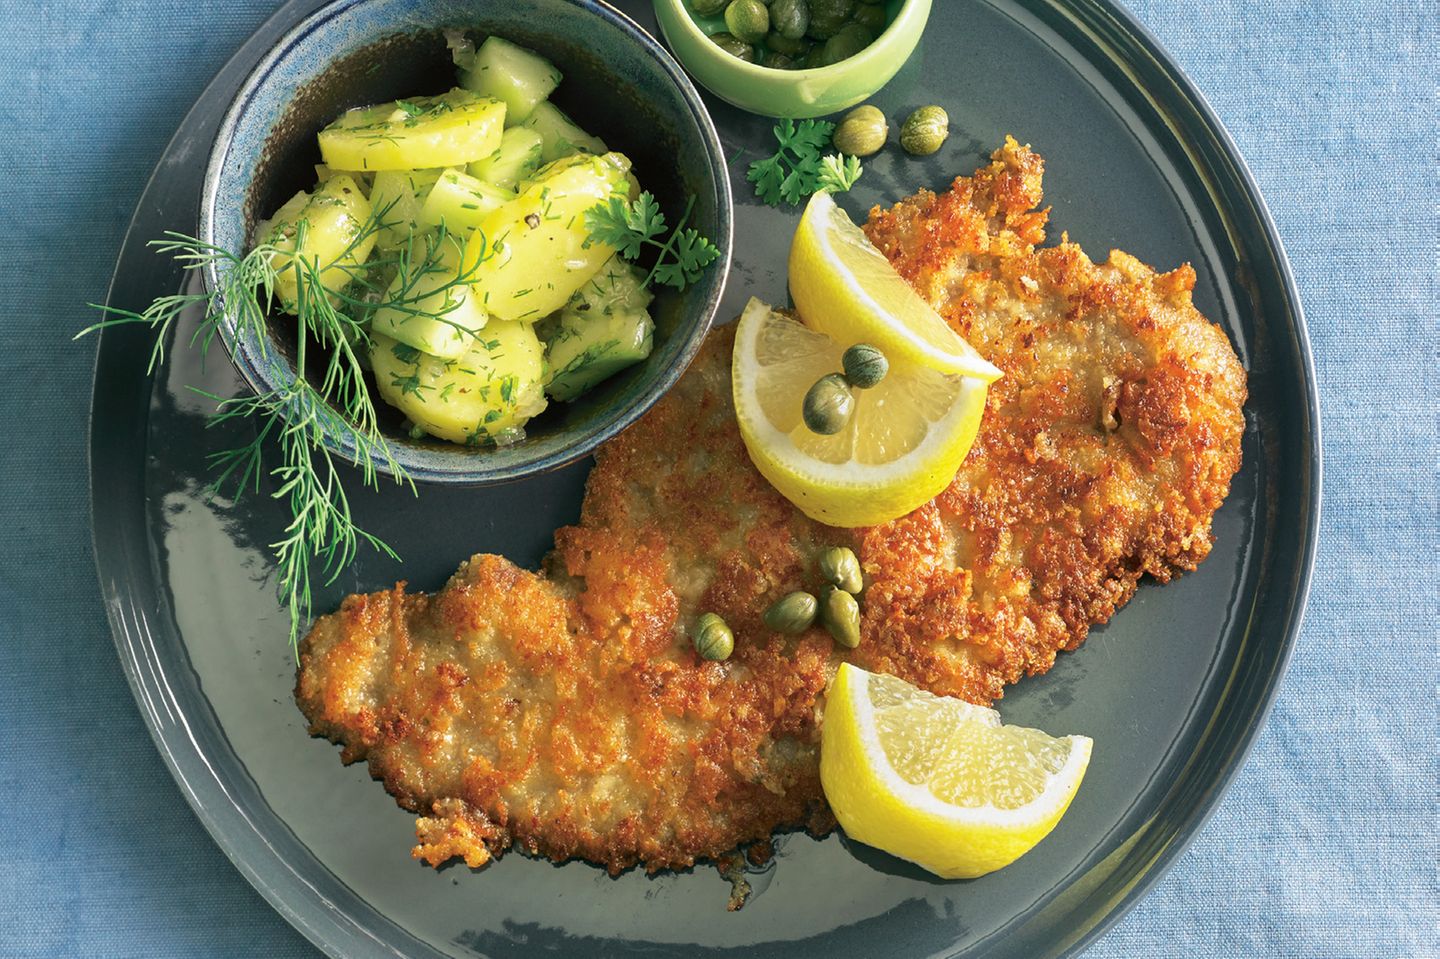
[0,1,1433,956]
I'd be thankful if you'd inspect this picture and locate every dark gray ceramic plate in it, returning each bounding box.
[90,1,1319,957]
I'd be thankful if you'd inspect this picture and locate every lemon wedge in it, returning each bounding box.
[732,298,988,528]
[821,663,1093,879]
[789,191,1002,383]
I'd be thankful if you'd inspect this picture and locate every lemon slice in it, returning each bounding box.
[821,663,1093,879]
[733,298,988,528]
[789,191,1002,383]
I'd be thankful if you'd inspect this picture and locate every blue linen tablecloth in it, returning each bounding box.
[1,1,1434,956]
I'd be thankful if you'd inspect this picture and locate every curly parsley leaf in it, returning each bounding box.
[788,118,834,154]
[651,227,720,290]
[584,191,720,292]
[746,118,862,206]
[747,155,788,206]
[583,193,657,258]
[817,153,864,194]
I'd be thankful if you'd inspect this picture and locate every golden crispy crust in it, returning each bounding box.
[296,138,1247,877]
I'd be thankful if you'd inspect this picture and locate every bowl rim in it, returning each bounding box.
[197,0,734,486]
[653,0,930,84]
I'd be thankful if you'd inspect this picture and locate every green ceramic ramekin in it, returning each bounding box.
[652,0,932,118]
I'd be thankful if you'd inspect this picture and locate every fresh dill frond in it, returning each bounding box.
[202,378,404,645]
[344,224,490,338]
[582,192,720,292]
[75,233,278,375]
[77,201,421,655]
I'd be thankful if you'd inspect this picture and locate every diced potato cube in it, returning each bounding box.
[418,167,514,234]
[461,37,562,125]
[318,89,506,172]
[370,322,547,445]
[466,151,631,322]
[522,101,607,162]
[261,175,376,312]
[369,233,488,359]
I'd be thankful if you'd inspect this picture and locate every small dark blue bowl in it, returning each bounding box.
[200,0,732,485]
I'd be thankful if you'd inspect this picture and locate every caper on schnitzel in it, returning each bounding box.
[296,138,1247,879]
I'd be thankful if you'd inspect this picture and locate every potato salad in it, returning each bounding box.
[253,35,656,446]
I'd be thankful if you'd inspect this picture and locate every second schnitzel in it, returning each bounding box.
[296,138,1247,880]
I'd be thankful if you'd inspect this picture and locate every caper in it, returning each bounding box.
[801,44,828,68]
[806,0,855,39]
[709,31,758,61]
[725,0,770,44]
[819,585,862,648]
[842,342,888,388]
[760,50,799,69]
[832,105,887,157]
[818,545,863,593]
[693,612,735,661]
[817,39,848,66]
[769,0,810,39]
[763,590,819,634]
[819,24,870,64]
[765,30,811,55]
[690,0,729,14]
[851,3,887,32]
[802,373,854,434]
[900,105,950,156]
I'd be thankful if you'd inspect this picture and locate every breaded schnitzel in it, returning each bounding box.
[296,138,1247,879]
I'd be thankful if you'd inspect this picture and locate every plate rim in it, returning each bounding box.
[1004,2,1322,954]
[88,0,1321,956]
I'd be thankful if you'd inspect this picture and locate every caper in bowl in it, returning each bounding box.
[688,0,888,70]
[653,0,934,118]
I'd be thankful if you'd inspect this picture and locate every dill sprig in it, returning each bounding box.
[582,191,720,291]
[347,226,488,334]
[80,177,717,652]
[198,378,403,647]
[73,202,462,655]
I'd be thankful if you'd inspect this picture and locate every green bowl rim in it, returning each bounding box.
[654,0,931,84]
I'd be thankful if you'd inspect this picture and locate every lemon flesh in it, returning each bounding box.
[821,663,1093,879]
[733,298,988,528]
[789,191,1002,383]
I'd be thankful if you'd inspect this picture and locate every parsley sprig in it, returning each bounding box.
[746,119,863,206]
[583,191,721,291]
